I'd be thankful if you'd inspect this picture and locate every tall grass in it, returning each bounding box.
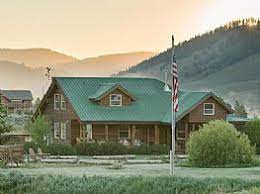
[0,172,259,194]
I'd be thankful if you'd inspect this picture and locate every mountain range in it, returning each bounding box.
[0,51,155,97]
[118,24,260,115]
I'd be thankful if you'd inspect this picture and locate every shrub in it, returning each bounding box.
[256,146,260,155]
[26,115,51,146]
[187,120,255,167]
[75,142,169,156]
[128,144,169,155]
[245,118,260,154]
[45,143,77,155]
[75,142,126,155]
[23,141,38,154]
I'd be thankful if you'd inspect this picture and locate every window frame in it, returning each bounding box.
[60,94,66,110]
[203,103,215,116]
[60,122,67,140]
[119,126,130,139]
[85,124,93,140]
[53,122,60,139]
[54,94,60,110]
[109,94,122,107]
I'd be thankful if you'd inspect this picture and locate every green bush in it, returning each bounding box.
[75,142,126,155]
[187,120,255,167]
[26,115,51,146]
[245,118,260,154]
[24,142,169,156]
[75,142,169,156]
[128,144,169,155]
[0,172,260,194]
[256,146,260,155]
[45,144,77,155]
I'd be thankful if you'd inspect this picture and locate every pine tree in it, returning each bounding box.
[234,100,247,118]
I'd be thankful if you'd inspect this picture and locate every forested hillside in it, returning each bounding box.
[118,18,260,115]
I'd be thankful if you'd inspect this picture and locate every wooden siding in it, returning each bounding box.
[40,83,78,144]
[93,125,106,140]
[71,119,80,144]
[100,88,132,106]
[188,97,229,123]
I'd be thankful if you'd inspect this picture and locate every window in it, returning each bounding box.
[110,94,122,106]
[119,126,130,139]
[61,94,66,110]
[60,122,67,140]
[53,122,60,139]
[85,124,92,140]
[203,103,215,115]
[54,94,60,110]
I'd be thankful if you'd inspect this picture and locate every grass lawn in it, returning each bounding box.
[1,163,260,180]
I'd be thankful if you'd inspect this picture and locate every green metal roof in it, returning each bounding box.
[88,83,134,101]
[56,77,214,123]
[226,114,250,122]
[1,90,33,101]
[88,83,119,100]
[162,91,211,123]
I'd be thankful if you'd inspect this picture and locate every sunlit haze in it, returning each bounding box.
[0,0,259,58]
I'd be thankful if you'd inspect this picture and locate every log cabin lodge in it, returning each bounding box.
[35,77,249,154]
[0,90,33,114]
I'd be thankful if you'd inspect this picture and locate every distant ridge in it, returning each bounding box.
[0,48,78,68]
[61,51,155,76]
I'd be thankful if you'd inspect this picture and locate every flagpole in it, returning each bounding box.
[170,35,176,175]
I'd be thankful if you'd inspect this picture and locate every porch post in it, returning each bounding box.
[184,122,189,154]
[147,128,150,144]
[132,125,136,143]
[105,125,109,141]
[192,123,195,131]
[185,122,189,140]
[155,124,159,144]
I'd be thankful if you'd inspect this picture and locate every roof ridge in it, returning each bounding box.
[55,76,158,79]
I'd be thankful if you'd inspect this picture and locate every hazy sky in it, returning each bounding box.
[0,0,259,58]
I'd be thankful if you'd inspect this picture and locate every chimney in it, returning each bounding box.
[163,71,170,92]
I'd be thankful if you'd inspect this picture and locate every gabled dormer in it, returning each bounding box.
[88,83,135,107]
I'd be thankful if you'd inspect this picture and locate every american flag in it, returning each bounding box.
[172,39,179,113]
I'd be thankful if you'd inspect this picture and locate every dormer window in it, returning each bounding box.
[203,103,215,115]
[110,94,122,107]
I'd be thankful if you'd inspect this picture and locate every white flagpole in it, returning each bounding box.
[170,35,176,175]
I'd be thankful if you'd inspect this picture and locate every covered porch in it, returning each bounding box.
[70,120,171,146]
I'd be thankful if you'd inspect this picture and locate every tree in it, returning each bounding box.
[0,98,10,137]
[234,100,247,117]
[245,119,260,147]
[27,115,51,146]
[33,97,41,110]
